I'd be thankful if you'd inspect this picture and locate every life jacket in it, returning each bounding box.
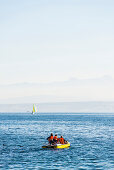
[49,136,53,141]
[54,136,57,140]
[57,138,60,143]
[48,135,53,142]
[60,137,64,144]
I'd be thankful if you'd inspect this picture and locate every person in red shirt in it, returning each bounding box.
[53,134,58,143]
[60,136,64,144]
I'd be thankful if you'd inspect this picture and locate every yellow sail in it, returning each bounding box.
[32,104,37,113]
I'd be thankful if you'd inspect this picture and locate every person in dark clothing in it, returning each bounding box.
[47,133,54,144]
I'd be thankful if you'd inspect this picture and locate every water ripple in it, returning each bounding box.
[0,114,113,169]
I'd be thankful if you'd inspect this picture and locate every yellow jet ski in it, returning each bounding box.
[42,142,70,149]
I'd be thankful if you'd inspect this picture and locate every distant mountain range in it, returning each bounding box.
[0,75,114,104]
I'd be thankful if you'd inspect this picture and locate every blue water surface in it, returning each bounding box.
[0,113,114,169]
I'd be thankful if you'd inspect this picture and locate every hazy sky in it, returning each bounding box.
[0,0,114,103]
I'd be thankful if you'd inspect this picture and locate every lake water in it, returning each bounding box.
[0,113,114,169]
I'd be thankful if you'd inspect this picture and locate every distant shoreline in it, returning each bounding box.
[0,102,114,113]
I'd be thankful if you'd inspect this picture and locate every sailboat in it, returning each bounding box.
[32,104,37,114]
